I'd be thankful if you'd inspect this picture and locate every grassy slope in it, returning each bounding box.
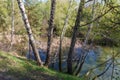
[0,51,83,80]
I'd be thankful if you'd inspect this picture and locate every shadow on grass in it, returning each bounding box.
[0,55,58,80]
[0,51,82,80]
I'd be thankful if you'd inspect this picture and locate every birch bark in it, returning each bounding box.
[17,0,42,65]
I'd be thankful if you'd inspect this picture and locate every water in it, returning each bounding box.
[26,49,47,62]
[26,47,120,80]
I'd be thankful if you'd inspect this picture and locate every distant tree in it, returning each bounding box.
[83,0,96,46]
[10,0,15,49]
[0,0,10,34]
[45,0,56,66]
[17,0,42,66]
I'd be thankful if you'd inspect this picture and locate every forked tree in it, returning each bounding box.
[45,0,56,66]
[58,0,73,72]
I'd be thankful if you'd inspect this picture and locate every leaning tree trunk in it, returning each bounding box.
[73,0,96,76]
[58,0,73,72]
[10,0,15,50]
[17,0,42,66]
[45,0,56,66]
[67,0,85,74]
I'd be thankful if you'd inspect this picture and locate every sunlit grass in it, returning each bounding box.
[0,51,83,80]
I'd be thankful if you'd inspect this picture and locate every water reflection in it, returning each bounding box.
[26,47,120,80]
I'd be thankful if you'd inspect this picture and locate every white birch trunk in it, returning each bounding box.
[10,0,15,49]
[83,0,96,46]
[17,0,42,65]
[58,0,73,71]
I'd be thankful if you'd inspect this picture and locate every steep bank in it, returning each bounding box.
[0,51,83,80]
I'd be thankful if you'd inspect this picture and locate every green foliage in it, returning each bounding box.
[0,0,120,46]
[0,0,10,32]
[24,1,50,35]
[95,1,120,46]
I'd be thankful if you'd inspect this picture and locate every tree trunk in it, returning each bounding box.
[10,0,15,50]
[83,0,96,46]
[67,0,85,74]
[73,0,96,76]
[45,0,56,66]
[58,0,73,72]
[17,0,42,66]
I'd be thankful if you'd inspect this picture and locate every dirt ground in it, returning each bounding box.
[0,35,82,53]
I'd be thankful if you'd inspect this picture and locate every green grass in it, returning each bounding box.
[0,51,83,80]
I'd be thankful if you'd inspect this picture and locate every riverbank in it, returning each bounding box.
[0,51,83,80]
[0,34,82,55]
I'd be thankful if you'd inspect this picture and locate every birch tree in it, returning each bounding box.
[67,0,85,74]
[58,0,73,72]
[45,0,56,66]
[73,0,96,76]
[84,0,96,46]
[10,0,15,49]
[17,0,42,66]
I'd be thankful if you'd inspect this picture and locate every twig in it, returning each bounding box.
[81,5,119,27]
[92,62,112,80]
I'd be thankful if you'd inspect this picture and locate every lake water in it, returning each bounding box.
[26,47,120,80]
